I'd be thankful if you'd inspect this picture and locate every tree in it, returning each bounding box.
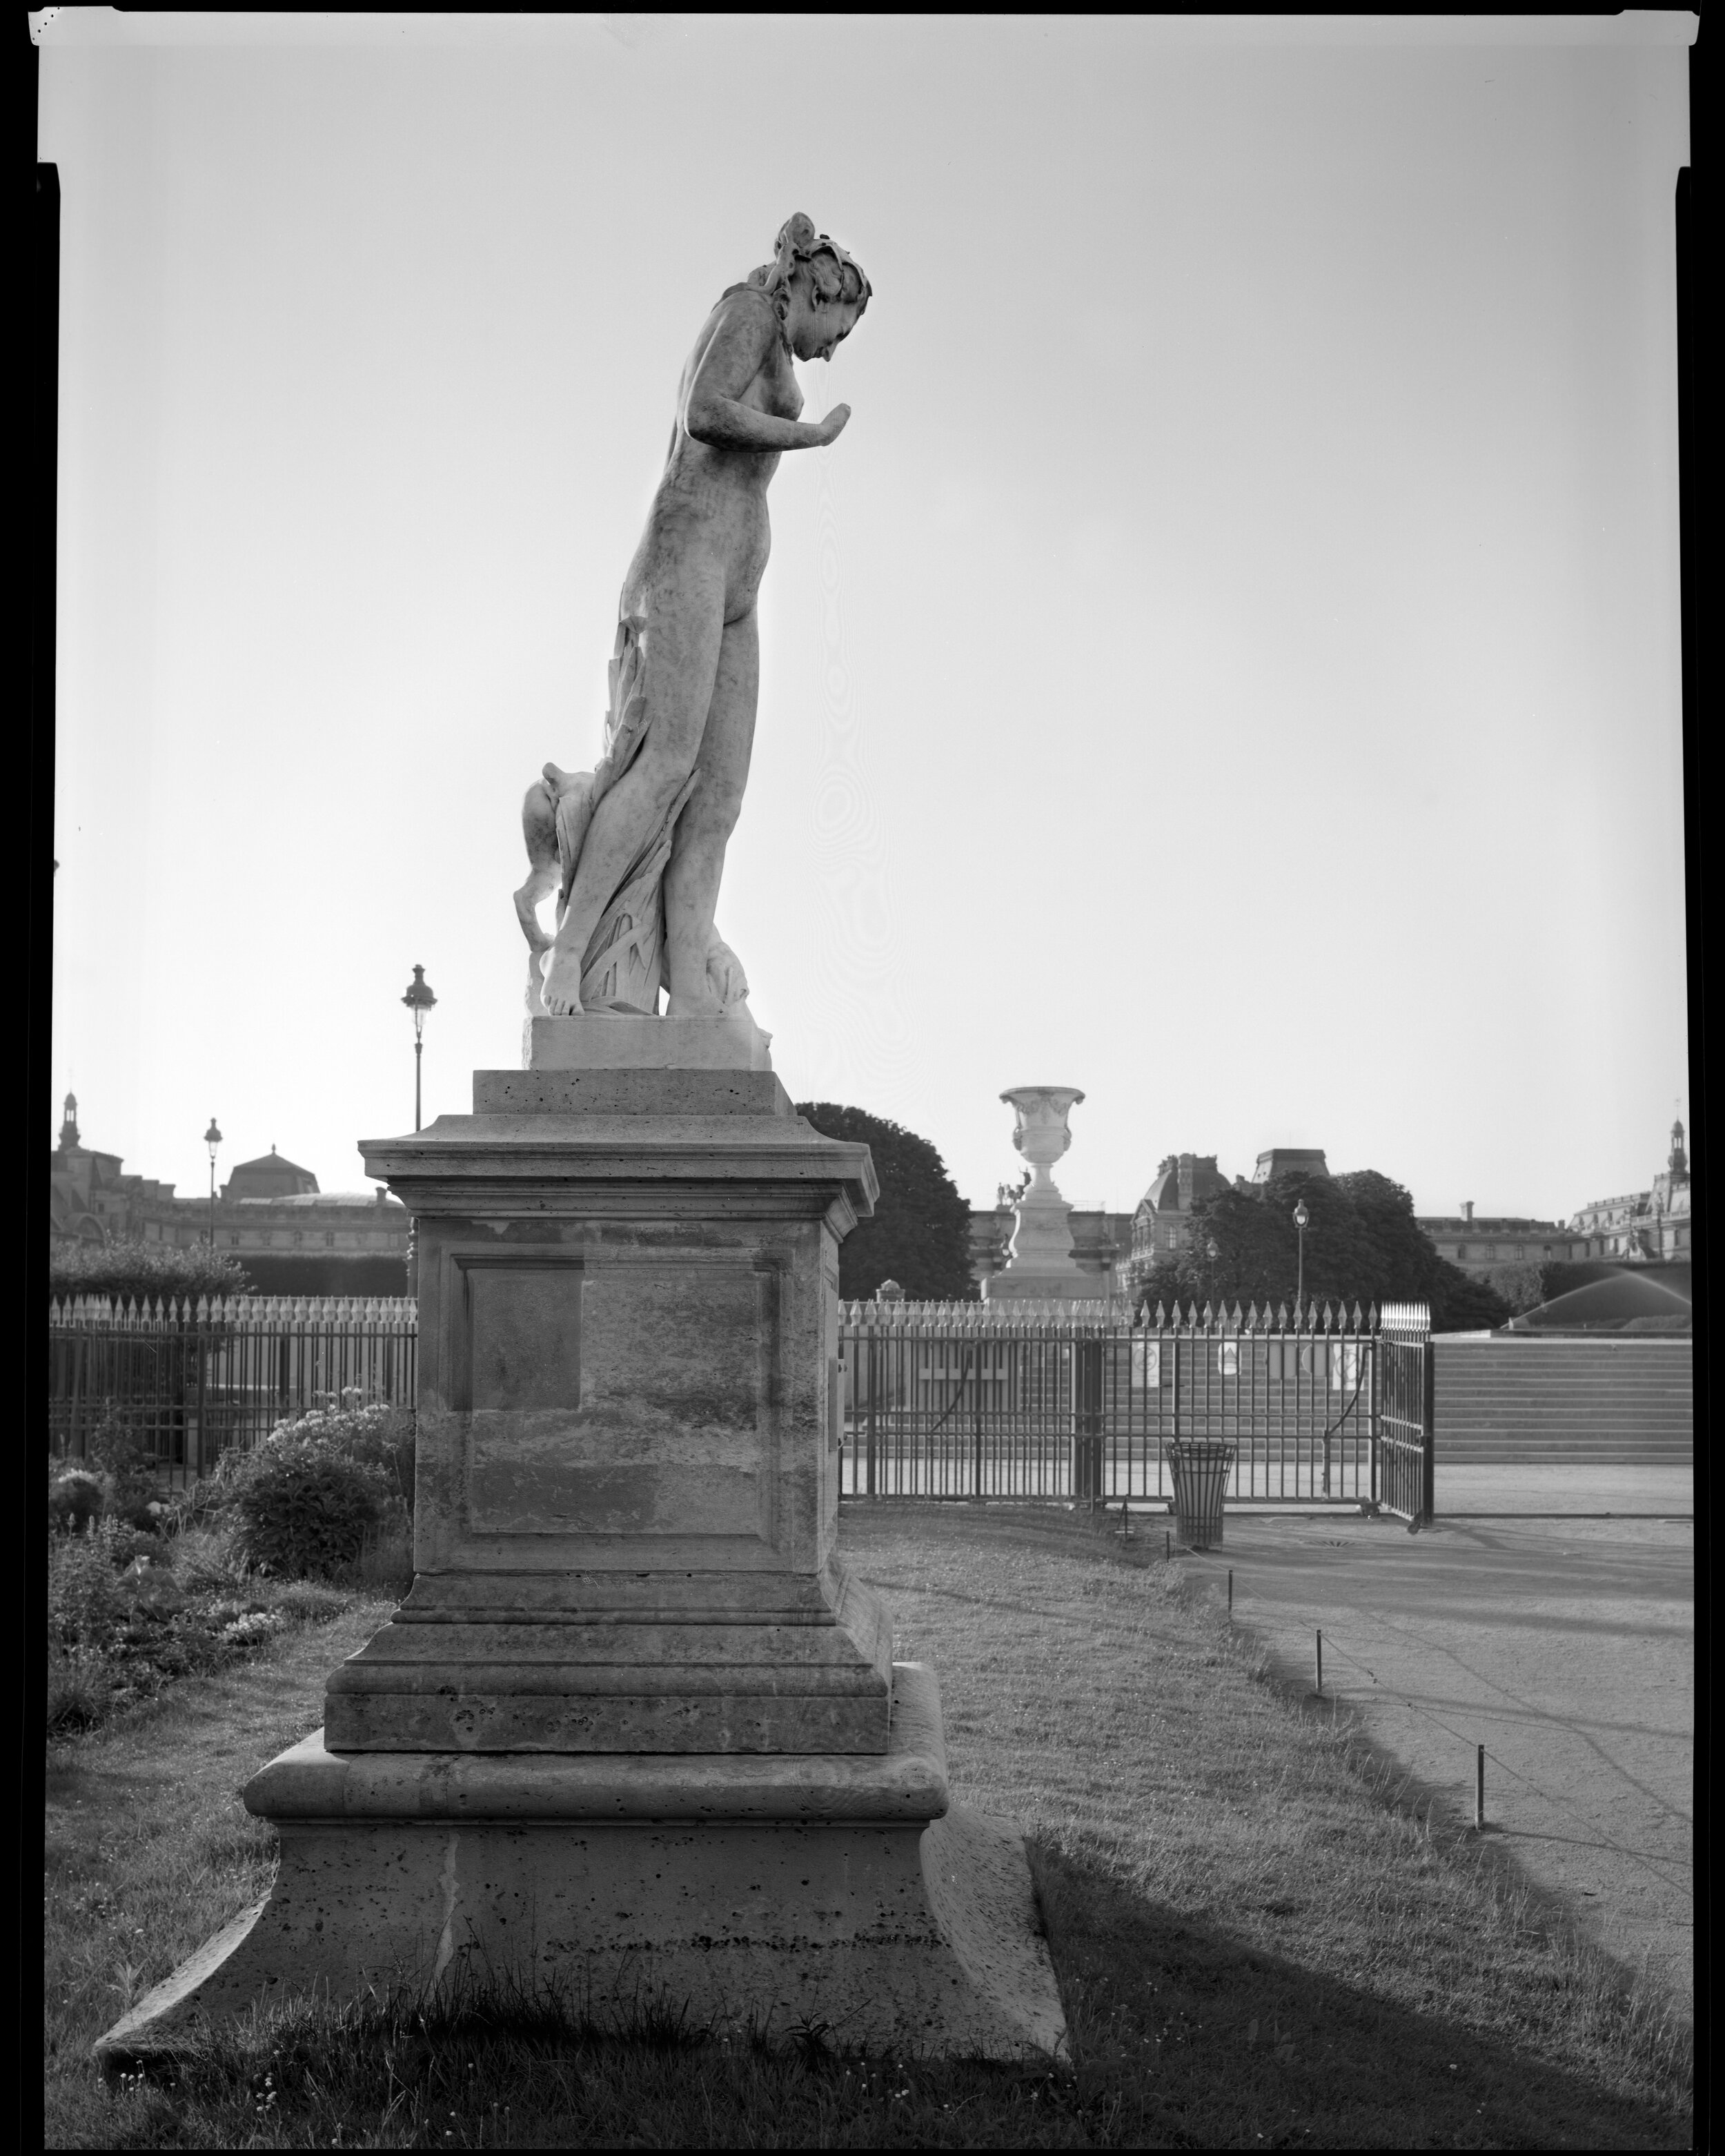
[50,1235,252,1304]
[1483,1259,1621,1317]
[1130,1168,1510,1331]
[793,1103,976,1302]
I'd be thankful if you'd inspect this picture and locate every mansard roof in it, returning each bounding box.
[223,1146,319,1199]
[1136,1153,1228,1217]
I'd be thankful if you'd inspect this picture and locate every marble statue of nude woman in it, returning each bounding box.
[515,213,871,1019]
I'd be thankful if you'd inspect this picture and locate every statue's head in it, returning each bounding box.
[750,212,871,361]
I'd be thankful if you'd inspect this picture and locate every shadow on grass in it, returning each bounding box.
[65,1841,1692,2153]
[1031,1841,1690,2150]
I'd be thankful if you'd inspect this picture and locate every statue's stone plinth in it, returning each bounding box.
[96,1663,1062,2059]
[522,1010,774,1072]
[328,1064,889,1754]
[97,1059,1064,2064]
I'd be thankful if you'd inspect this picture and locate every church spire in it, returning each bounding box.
[58,1092,80,1151]
[1668,1117,1688,1179]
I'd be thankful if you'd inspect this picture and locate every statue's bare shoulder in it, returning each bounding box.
[683,286,796,427]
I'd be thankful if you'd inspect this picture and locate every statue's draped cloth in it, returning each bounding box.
[549,616,696,1015]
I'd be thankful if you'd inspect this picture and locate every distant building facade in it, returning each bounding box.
[1417,1122,1695,1272]
[1564,1120,1694,1262]
[1126,1148,1331,1279]
[1414,1205,1585,1273]
[1130,1153,1236,1271]
[958,1118,1696,1303]
[50,1095,410,1295]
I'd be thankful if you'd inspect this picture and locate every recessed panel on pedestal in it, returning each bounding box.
[457,1253,780,1544]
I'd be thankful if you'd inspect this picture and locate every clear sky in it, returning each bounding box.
[41,12,1694,1224]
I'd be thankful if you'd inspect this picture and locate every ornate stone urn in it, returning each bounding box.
[985,1086,1089,1302]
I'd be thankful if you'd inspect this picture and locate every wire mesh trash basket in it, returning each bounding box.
[1167,1439,1236,1549]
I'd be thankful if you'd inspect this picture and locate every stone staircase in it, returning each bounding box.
[1433,1337,1693,1465]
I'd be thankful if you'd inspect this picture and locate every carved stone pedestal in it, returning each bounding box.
[96,1054,1065,2064]
[984,1086,1092,1304]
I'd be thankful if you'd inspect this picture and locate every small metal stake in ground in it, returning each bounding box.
[1165,1529,1170,1562]
[1314,1629,1323,1696]
[1228,1569,1234,1612]
[1475,1744,1485,1830]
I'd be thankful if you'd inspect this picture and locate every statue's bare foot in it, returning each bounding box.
[540,946,585,1017]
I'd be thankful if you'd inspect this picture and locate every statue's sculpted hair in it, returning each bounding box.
[745,211,871,338]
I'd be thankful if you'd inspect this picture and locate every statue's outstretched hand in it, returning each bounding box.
[814,404,851,447]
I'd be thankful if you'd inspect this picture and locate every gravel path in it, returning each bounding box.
[1185,1506,1693,2015]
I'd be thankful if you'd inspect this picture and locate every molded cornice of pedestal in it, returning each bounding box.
[359,1071,877,1229]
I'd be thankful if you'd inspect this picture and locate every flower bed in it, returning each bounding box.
[47,1393,415,1738]
[46,1522,358,1734]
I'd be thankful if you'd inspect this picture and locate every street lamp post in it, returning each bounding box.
[1292,1199,1310,1314]
[204,1118,223,1246]
[401,966,437,1133]
[1205,1236,1221,1311]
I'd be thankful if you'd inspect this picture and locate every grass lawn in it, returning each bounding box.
[44,1505,1690,2149]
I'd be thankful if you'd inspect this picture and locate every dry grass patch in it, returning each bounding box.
[43,1505,1689,2148]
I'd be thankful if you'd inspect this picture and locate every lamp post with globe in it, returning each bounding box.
[1293,1199,1310,1313]
[402,966,437,1133]
[204,1119,223,1246]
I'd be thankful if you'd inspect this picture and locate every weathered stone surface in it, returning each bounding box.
[342,1066,886,1752]
[95,1667,1067,2065]
[522,1012,774,1072]
[477,1067,789,1116]
[323,1562,894,1754]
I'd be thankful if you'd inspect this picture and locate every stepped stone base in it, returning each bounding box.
[95,1665,1065,2066]
[324,1559,893,1754]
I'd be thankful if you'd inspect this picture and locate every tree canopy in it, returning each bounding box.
[1129,1169,1510,1332]
[793,1103,976,1302]
[50,1235,253,1304]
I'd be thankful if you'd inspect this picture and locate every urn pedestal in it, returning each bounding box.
[97,1033,1065,2064]
[983,1085,1092,1304]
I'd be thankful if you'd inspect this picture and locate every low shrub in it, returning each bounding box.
[50,1233,250,1303]
[279,1395,416,1514]
[79,1409,172,1533]
[48,1529,133,1651]
[48,1467,104,1535]
[227,1442,386,1580]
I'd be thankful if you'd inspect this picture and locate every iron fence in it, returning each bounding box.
[839,1297,1432,1511]
[48,1294,418,1478]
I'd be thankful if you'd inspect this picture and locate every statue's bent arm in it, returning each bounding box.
[682,302,831,455]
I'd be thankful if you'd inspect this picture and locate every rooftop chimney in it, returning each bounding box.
[1461,1200,1474,1223]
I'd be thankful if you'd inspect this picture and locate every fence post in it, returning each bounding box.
[972,1337,985,1500]
[866,1331,878,1498]
[1074,1335,1104,1507]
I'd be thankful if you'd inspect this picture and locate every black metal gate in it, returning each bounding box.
[1374,1300,1434,1527]
[840,1297,1430,1511]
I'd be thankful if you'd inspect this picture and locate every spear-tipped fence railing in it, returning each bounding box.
[838,1297,1430,1509]
[48,1294,418,1478]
